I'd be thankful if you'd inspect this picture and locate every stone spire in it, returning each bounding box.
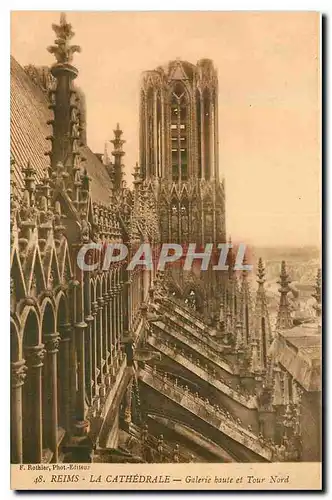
[110,123,125,191]
[222,236,238,335]
[132,162,142,188]
[103,141,111,166]
[239,252,253,346]
[46,13,83,185]
[276,261,293,330]
[227,235,235,279]
[312,268,322,318]
[254,258,272,369]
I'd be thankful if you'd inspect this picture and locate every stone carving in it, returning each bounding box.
[47,13,81,65]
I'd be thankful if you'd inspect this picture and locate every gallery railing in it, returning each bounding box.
[138,364,273,461]
[151,317,234,374]
[148,333,257,409]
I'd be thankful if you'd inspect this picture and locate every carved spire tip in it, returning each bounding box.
[60,12,67,26]
[257,257,265,283]
[48,12,81,66]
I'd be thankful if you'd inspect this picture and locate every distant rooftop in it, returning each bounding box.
[271,321,321,392]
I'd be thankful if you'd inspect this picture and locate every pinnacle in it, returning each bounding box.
[47,12,81,66]
[257,257,265,284]
[277,260,291,290]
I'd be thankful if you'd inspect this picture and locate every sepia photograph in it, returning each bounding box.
[9,10,321,490]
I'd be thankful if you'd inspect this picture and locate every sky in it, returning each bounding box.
[11,11,321,247]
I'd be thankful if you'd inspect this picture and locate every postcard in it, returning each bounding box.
[10,11,321,490]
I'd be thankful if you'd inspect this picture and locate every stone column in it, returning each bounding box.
[200,94,205,179]
[97,296,106,402]
[58,324,72,432]
[84,317,94,403]
[153,89,158,176]
[83,261,94,405]
[44,333,60,462]
[69,279,79,425]
[91,301,98,398]
[74,320,89,436]
[108,290,114,376]
[111,284,118,370]
[113,285,120,367]
[126,278,131,333]
[11,360,27,463]
[24,344,45,463]
[117,283,123,361]
[103,290,111,386]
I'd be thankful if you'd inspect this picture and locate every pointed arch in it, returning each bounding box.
[91,277,97,302]
[58,239,73,284]
[55,292,70,431]
[11,254,26,315]
[169,81,190,182]
[27,247,46,296]
[170,196,179,244]
[21,307,41,347]
[95,274,102,299]
[47,249,61,290]
[159,195,169,243]
[10,317,21,362]
[55,292,69,335]
[40,299,56,337]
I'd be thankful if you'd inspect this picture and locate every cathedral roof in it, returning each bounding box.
[270,322,321,392]
[10,55,111,204]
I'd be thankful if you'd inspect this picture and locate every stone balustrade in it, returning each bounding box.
[166,296,208,327]
[148,334,257,409]
[129,423,193,463]
[139,364,273,461]
[152,319,233,376]
[156,302,229,359]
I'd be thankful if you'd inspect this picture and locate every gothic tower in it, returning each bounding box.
[139,59,226,315]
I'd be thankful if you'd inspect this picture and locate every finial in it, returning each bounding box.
[59,12,66,26]
[112,123,124,140]
[22,161,36,194]
[47,12,81,65]
[257,257,265,285]
[227,236,236,278]
[132,162,142,185]
[278,260,291,291]
[276,260,293,330]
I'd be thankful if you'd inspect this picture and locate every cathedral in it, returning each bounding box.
[10,14,321,464]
